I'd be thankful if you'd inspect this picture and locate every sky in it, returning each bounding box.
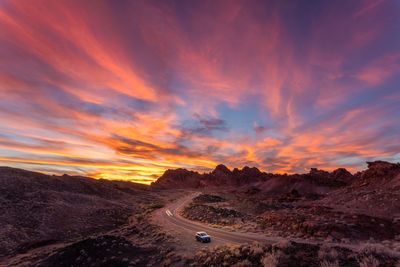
[0,0,399,184]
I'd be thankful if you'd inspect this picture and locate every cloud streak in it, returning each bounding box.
[0,0,399,183]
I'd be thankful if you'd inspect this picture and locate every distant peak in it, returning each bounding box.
[241,166,261,173]
[367,160,399,169]
[362,161,400,180]
[212,164,231,174]
[161,168,196,177]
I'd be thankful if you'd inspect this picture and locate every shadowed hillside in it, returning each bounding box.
[0,167,152,257]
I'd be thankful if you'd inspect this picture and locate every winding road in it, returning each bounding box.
[153,192,282,246]
[151,191,383,255]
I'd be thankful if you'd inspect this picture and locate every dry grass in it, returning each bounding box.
[184,241,400,267]
[358,255,380,267]
[250,243,264,255]
[360,242,397,257]
[273,240,291,250]
[233,259,252,267]
[319,259,339,267]
[261,251,280,267]
[146,202,165,211]
[318,244,339,261]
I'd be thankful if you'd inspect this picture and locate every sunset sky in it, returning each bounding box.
[0,0,399,184]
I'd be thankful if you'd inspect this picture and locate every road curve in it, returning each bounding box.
[152,192,381,253]
[156,192,281,245]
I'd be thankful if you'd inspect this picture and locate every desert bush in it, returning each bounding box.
[136,214,145,222]
[185,240,400,267]
[146,202,165,210]
[250,243,264,255]
[319,259,339,267]
[233,247,241,257]
[193,194,225,203]
[161,258,172,266]
[318,244,339,261]
[233,259,252,267]
[273,240,291,250]
[358,255,380,267]
[360,242,391,255]
[257,219,268,230]
[261,251,280,267]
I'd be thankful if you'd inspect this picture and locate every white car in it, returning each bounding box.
[195,231,211,243]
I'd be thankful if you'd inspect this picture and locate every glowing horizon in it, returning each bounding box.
[0,0,399,184]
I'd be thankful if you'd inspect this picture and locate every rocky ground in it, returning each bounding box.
[184,241,400,267]
[180,161,400,257]
[182,194,244,225]
[0,167,185,266]
[5,215,183,267]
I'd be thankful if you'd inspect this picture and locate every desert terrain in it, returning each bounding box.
[1,161,400,266]
[1,0,399,266]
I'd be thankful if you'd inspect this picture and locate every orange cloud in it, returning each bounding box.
[0,0,399,183]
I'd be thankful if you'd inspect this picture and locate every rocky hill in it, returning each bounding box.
[0,167,152,258]
[179,161,400,246]
[151,163,356,191]
[151,164,265,188]
[318,160,400,219]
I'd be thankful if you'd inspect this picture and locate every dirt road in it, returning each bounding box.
[151,191,398,256]
[151,192,283,253]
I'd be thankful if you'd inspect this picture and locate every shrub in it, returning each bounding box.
[136,214,145,222]
[257,220,268,230]
[319,259,339,267]
[358,255,380,267]
[318,244,338,261]
[146,202,165,210]
[261,251,280,267]
[233,259,252,267]
[250,243,264,255]
[274,240,291,250]
[360,242,397,258]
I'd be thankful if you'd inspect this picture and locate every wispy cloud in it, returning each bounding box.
[0,0,399,183]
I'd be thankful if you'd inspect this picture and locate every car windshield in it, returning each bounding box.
[199,232,207,236]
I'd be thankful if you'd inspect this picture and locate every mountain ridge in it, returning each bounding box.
[151,163,357,189]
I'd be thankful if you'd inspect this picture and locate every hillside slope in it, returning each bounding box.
[0,167,151,257]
